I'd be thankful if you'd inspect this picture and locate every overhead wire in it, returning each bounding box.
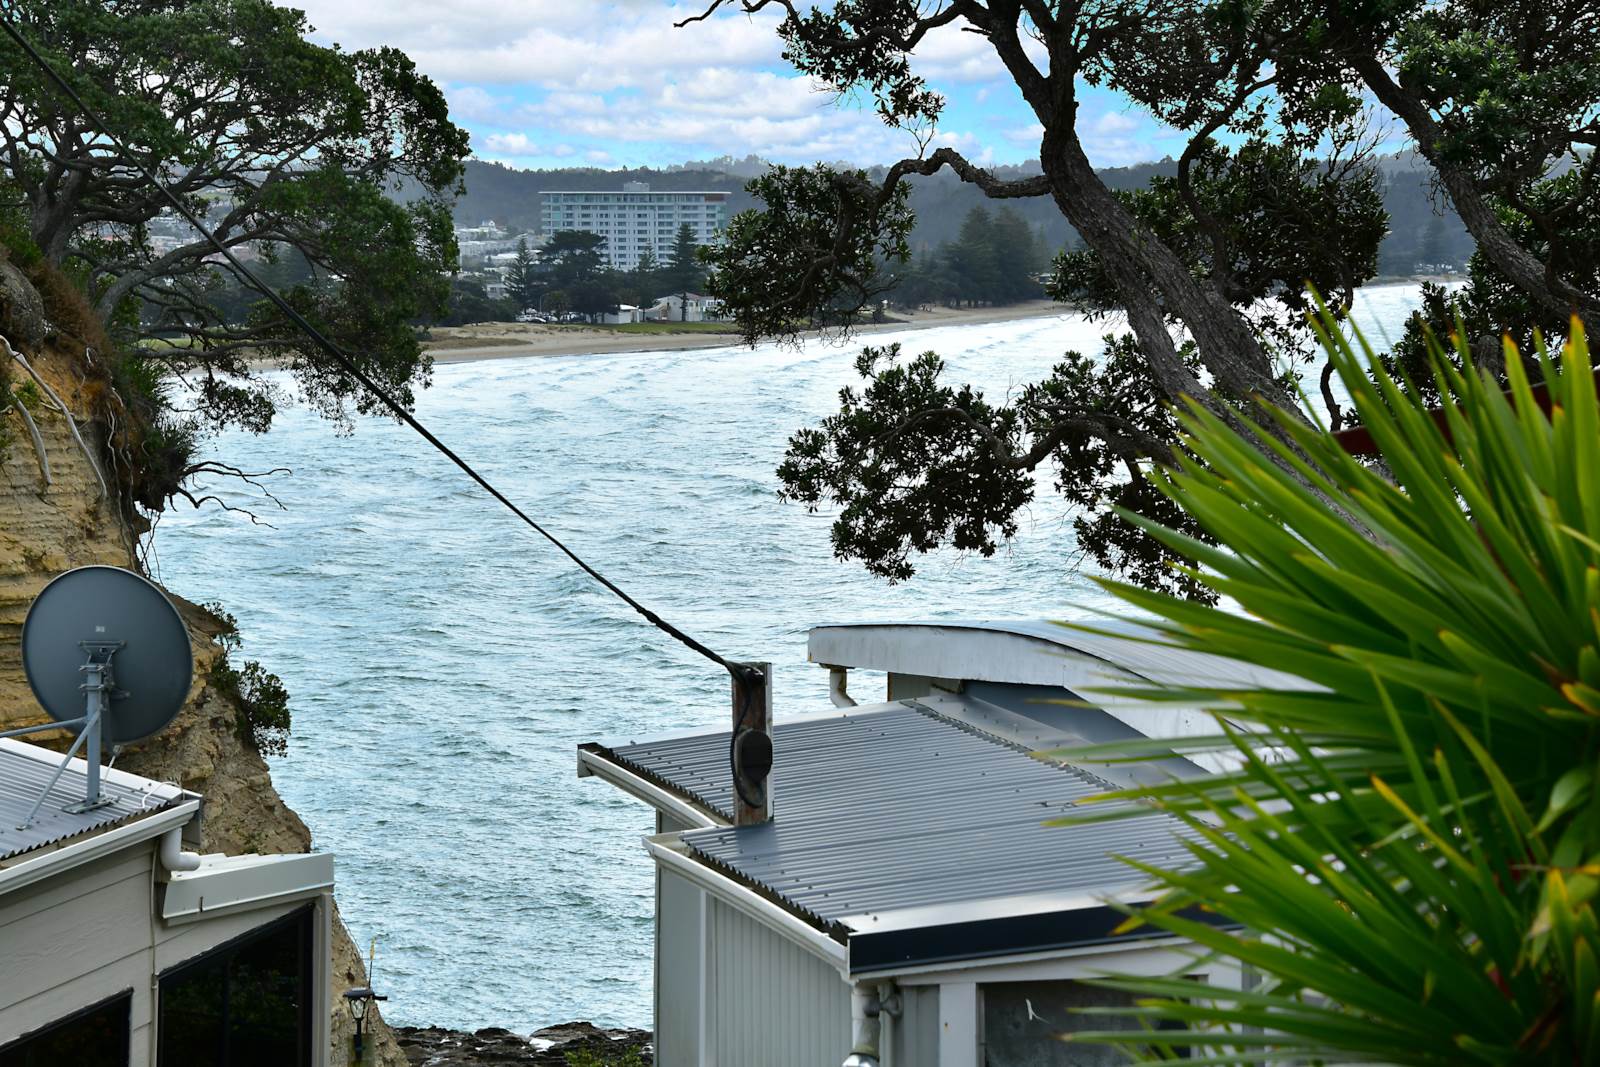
[0,7,759,689]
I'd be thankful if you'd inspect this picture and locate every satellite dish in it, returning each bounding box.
[1,566,192,824]
[23,565,192,744]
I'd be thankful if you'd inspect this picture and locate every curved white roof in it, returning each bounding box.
[808,619,1316,770]
[808,618,1311,693]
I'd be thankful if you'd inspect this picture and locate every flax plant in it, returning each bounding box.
[1063,315,1600,1065]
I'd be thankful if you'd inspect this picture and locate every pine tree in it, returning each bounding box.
[507,238,540,310]
[664,223,705,312]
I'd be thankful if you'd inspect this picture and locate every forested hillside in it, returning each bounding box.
[456,154,1474,276]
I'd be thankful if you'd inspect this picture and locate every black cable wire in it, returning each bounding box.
[0,7,758,686]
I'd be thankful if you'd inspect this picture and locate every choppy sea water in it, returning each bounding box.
[154,286,1428,1032]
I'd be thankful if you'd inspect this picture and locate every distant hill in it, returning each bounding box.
[453,152,1473,276]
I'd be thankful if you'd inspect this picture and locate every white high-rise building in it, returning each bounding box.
[540,181,729,271]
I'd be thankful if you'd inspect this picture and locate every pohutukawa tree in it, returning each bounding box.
[680,0,1600,598]
[0,0,469,444]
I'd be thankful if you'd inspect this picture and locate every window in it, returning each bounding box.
[980,979,1189,1066]
[0,991,130,1067]
[157,906,314,1067]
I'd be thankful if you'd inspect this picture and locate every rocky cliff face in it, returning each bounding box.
[0,253,404,1066]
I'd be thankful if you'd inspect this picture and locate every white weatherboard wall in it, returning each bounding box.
[0,840,332,1066]
[655,865,850,1067]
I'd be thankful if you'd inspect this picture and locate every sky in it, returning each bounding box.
[285,0,1191,172]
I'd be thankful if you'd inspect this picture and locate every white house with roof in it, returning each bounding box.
[0,737,336,1066]
[578,619,1300,1067]
[648,293,724,323]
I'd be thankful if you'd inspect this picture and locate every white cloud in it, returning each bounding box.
[1092,111,1141,135]
[283,1,1142,168]
[478,132,542,155]
[1004,123,1045,145]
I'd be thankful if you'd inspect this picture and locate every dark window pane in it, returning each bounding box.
[158,954,227,1066]
[158,906,312,1067]
[0,992,130,1067]
[982,979,1188,1066]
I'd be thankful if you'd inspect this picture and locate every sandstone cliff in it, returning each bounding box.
[0,252,405,1066]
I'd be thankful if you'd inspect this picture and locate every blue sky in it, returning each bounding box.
[287,1,1193,171]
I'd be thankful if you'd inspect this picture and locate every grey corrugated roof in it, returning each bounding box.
[599,700,1197,931]
[808,618,1318,692]
[0,740,187,864]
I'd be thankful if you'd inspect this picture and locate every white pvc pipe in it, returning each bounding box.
[159,827,201,872]
[843,983,880,1067]
[828,666,858,709]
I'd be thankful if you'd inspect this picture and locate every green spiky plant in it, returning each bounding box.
[1060,314,1600,1065]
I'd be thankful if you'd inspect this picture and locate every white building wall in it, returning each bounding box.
[706,894,851,1066]
[0,840,332,1066]
[653,864,850,1067]
[540,189,728,271]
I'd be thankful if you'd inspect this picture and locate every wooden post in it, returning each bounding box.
[731,661,773,825]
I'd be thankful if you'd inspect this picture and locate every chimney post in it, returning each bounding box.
[731,661,773,825]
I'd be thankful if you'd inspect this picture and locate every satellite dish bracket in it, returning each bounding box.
[61,640,125,815]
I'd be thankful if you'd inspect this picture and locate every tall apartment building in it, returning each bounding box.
[540,181,729,271]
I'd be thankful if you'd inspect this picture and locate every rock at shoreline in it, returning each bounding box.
[396,1022,652,1067]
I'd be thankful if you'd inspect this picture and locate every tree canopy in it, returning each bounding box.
[684,0,1600,597]
[0,0,469,448]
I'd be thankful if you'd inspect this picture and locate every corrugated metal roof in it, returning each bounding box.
[807,618,1318,692]
[599,700,1197,932]
[0,739,188,864]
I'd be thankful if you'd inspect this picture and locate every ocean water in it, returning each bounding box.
[154,286,1428,1033]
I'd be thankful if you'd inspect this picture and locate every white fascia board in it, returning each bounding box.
[643,832,849,976]
[162,851,334,925]
[0,799,200,897]
[834,884,1157,938]
[808,624,1140,692]
[576,748,724,829]
[886,936,1201,986]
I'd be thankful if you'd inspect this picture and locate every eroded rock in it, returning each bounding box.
[395,1021,653,1067]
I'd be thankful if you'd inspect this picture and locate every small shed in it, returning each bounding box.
[578,619,1283,1067]
[602,304,644,325]
[0,738,336,1066]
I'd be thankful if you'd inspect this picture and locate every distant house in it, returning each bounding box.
[649,292,723,323]
[579,619,1302,1067]
[602,304,644,325]
[0,738,336,1065]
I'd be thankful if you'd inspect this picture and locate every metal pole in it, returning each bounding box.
[81,664,103,808]
[16,709,96,829]
[0,717,88,741]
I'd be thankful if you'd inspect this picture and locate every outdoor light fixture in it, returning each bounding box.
[342,986,387,1062]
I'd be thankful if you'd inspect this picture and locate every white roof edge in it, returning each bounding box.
[808,621,1142,690]
[808,619,1315,693]
[162,851,334,925]
[578,747,725,829]
[0,798,200,897]
[836,884,1158,937]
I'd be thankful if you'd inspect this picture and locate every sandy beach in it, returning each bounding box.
[420,299,1070,364]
